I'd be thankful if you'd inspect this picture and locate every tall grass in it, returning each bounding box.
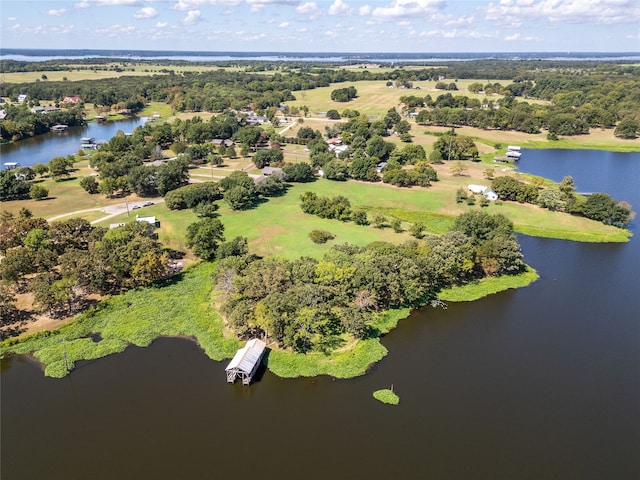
[1,263,239,378]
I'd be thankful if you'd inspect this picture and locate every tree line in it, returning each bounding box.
[214,210,525,354]
[0,212,173,331]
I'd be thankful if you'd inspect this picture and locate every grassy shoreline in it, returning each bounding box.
[0,262,538,379]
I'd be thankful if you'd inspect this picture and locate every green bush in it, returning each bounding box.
[309,230,335,244]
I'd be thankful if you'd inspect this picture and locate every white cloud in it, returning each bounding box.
[75,1,90,8]
[246,0,299,13]
[172,0,240,10]
[482,0,640,26]
[8,17,17,21]
[236,31,267,41]
[156,21,169,27]
[182,9,202,24]
[134,7,158,18]
[626,32,640,39]
[95,24,137,36]
[359,5,370,15]
[296,2,318,14]
[48,9,67,16]
[372,0,445,20]
[94,0,142,5]
[279,21,290,28]
[297,27,307,32]
[329,0,352,15]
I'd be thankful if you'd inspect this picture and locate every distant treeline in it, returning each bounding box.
[2,60,639,138]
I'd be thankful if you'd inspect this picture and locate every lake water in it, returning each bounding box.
[2,149,639,479]
[0,117,146,168]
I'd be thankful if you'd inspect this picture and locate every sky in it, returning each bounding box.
[1,0,639,53]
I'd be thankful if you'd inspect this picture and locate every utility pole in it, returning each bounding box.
[125,197,130,217]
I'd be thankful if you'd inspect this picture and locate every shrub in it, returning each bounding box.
[309,230,335,244]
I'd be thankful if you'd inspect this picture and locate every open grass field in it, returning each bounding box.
[290,79,550,117]
[1,69,167,84]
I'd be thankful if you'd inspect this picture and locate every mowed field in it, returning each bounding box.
[290,79,549,117]
[1,63,276,84]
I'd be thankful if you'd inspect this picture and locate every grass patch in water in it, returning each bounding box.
[438,265,539,302]
[265,338,388,379]
[373,389,400,405]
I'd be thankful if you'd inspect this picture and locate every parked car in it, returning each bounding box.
[132,205,141,210]
[143,201,154,206]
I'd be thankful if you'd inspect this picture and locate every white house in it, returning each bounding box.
[135,215,160,228]
[468,184,499,201]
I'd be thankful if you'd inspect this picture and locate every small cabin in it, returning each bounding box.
[3,162,21,170]
[225,339,267,385]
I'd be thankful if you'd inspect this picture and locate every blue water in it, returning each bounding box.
[0,117,146,168]
[2,49,639,63]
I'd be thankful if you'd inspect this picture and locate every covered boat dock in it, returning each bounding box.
[225,339,266,385]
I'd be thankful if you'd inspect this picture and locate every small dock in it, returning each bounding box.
[225,338,266,385]
[50,124,68,132]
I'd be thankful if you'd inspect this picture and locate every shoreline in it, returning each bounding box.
[0,263,539,379]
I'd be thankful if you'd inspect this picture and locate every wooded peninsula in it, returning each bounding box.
[1,57,638,378]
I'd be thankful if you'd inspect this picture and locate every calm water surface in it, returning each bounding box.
[0,117,146,168]
[2,149,639,479]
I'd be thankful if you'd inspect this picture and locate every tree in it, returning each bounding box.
[32,273,78,317]
[614,118,639,139]
[582,193,633,228]
[48,156,70,180]
[224,185,257,210]
[186,218,225,260]
[451,211,514,245]
[366,136,395,161]
[216,236,249,259]
[373,214,387,228]
[331,86,357,102]
[323,160,349,181]
[326,109,341,120]
[352,209,369,225]
[99,177,118,197]
[297,126,317,140]
[0,171,30,201]
[449,161,468,176]
[253,149,284,168]
[409,222,426,239]
[29,184,49,201]
[32,163,49,177]
[349,156,379,181]
[283,163,314,182]
[0,284,20,326]
[255,175,286,197]
[156,160,189,196]
[79,176,99,194]
[537,188,566,211]
[131,251,168,285]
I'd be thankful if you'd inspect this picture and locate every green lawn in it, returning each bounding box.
[290,79,549,117]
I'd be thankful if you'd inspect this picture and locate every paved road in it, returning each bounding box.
[47,198,165,225]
